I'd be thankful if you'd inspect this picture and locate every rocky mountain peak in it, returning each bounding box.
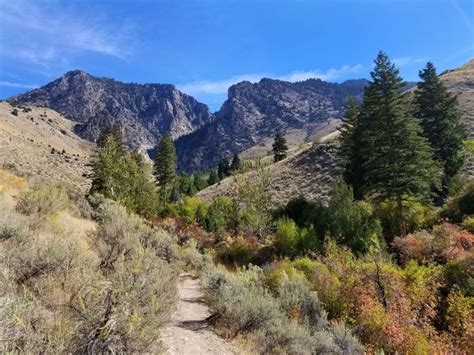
[9,71,212,149]
[175,77,368,172]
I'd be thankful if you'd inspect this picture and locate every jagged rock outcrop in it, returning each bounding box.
[8,70,212,148]
[175,78,368,172]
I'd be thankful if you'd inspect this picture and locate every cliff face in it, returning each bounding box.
[9,70,213,148]
[175,78,368,172]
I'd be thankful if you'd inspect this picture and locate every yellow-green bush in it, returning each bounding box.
[274,218,320,257]
[178,196,208,224]
[205,196,239,233]
[375,198,438,239]
[16,181,69,216]
[463,215,474,232]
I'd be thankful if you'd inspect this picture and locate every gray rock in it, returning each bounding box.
[8,70,212,149]
[175,78,368,172]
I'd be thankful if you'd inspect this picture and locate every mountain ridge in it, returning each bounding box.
[175,77,369,172]
[8,70,213,149]
[9,71,370,172]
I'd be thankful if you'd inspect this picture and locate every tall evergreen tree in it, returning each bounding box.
[339,96,364,198]
[153,134,176,190]
[193,174,208,191]
[90,133,158,216]
[90,134,125,199]
[355,51,441,236]
[217,157,230,180]
[207,170,219,185]
[272,131,288,162]
[414,62,466,181]
[97,122,124,149]
[230,153,242,172]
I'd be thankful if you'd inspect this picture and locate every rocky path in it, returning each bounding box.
[162,273,236,355]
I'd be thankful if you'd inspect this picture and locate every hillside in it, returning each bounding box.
[197,139,341,207]
[0,101,93,190]
[440,59,474,139]
[8,70,212,150]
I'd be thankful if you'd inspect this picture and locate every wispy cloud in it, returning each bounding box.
[178,64,364,95]
[0,0,134,68]
[0,81,38,89]
[450,0,474,33]
[393,56,428,67]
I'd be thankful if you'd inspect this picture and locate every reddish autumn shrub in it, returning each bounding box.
[393,223,474,264]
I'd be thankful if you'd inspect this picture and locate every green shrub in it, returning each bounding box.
[16,181,69,216]
[327,181,383,254]
[457,183,474,215]
[280,183,383,255]
[235,166,273,238]
[279,197,327,235]
[275,217,300,256]
[443,259,474,297]
[463,215,474,232]
[291,256,318,279]
[275,218,320,257]
[375,198,437,240]
[205,196,239,233]
[441,183,474,222]
[178,196,208,224]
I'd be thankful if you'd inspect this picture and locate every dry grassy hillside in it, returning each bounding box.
[198,141,341,207]
[239,118,341,161]
[0,101,93,190]
[440,59,474,138]
[440,59,474,176]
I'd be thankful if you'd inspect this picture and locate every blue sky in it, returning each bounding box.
[0,0,473,111]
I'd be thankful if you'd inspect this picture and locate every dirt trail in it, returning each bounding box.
[162,273,236,355]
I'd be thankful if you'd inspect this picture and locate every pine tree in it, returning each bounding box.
[207,170,219,185]
[153,134,176,189]
[97,122,124,149]
[193,174,208,191]
[90,134,125,199]
[230,153,242,172]
[217,157,230,180]
[414,62,466,181]
[176,173,197,197]
[90,133,158,216]
[272,131,288,162]
[355,51,441,236]
[339,96,364,198]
